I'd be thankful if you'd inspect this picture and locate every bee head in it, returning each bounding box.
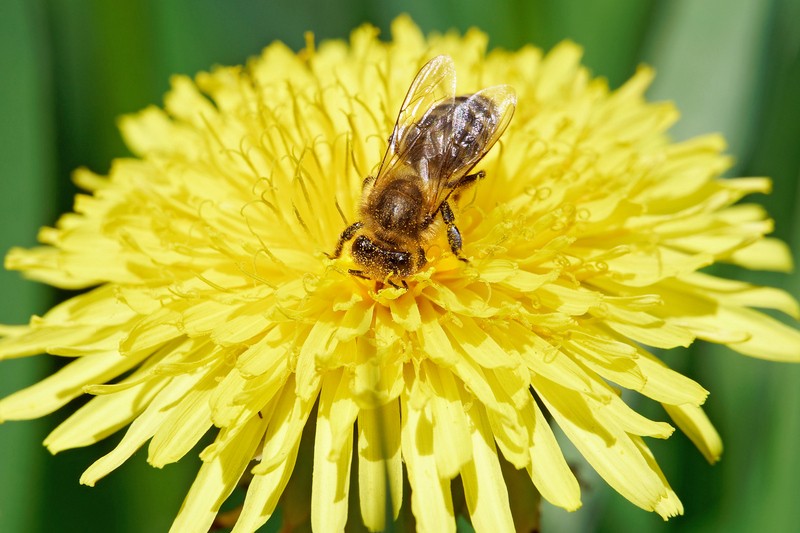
[352,235,414,278]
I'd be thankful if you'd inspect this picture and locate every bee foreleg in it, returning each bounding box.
[362,175,376,190]
[440,201,468,263]
[447,169,486,191]
[348,269,369,279]
[384,278,408,290]
[329,221,364,259]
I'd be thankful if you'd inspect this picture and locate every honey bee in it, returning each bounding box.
[331,55,516,282]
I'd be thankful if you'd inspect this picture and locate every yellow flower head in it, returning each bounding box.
[2,16,800,532]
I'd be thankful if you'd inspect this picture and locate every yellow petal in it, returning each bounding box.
[232,436,301,532]
[525,398,581,510]
[632,436,684,519]
[400,385,455,533]
[236,323,292,377]
[311,370,355,533]
[605,393,674,439]
[0,350,146,421]
[481,389,530,469]
[604,247,714,287]
[629,349,709,405]
[253,375,318,474]
[663,403,722,464]
[424,362,472,479]
[170,415,267,533]
[566,331,709,405]
[148,363,227,467]
[508,321,596,396]
[729,237,793,272]
[389,292,422,331]
[534,376,682,518]
[358,400,403,531]
[119,308,182,356]
[694,305,800,361]
[460,401,515,532]
[119,105,202,158]
[0,286,135,359]
[353,337,404,409]
[678,271,799,319]
[445,316,519,370]
[211,308,271,345]
[606,315,695,350]
[4,246,118,289]
[44,371,167,453]
[537,283,602,315]
[336,299,375,341]
[416,298,458,367]
[296,319,336,398]
[80,369,207,485]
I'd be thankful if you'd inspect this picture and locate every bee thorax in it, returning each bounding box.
[369,179,424,233]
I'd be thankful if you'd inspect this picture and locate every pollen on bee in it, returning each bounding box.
[329,54,516,281]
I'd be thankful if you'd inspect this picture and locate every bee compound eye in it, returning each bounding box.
[389,250,412,275]
[351,235,375,262]
[352,235,371,252]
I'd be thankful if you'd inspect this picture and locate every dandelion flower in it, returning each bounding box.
[2,15,800,532]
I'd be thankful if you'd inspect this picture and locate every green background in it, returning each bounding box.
[1,1,799,531]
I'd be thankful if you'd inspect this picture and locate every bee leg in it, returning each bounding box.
[447,170,486,191]
[328,221,364,259]
[348,269,372,282]
[383,278,408,290]
[440,201,468,263]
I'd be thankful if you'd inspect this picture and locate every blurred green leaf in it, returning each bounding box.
[0,0,56,530]
[641,0,773,170]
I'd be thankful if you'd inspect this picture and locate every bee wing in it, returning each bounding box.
[425,84,517,209]
[374,55,457,180]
